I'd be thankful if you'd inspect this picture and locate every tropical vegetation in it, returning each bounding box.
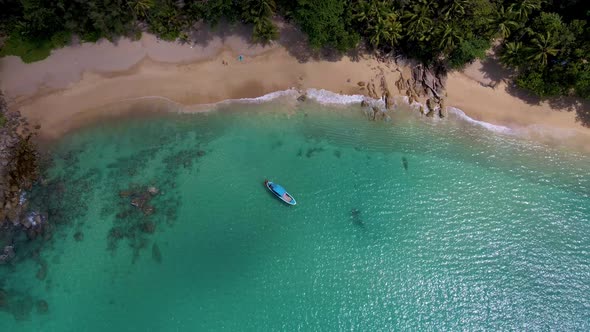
[0,0,588,99]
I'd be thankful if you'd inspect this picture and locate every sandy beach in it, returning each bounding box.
[1,23,588,150]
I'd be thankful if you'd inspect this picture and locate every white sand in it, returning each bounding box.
[1,23,588,150]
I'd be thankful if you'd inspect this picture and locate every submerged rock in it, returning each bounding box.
[350,208,364,228]
[119,190,132,198]
[438,98,447,118]
[143,205,155,216]
[152,243,162,263]
[73,231,84,242]
[36,299,48,314]
[36,261,48,281]
[10,294,33,320]
[0,288,7,308]
[141,221,156,234]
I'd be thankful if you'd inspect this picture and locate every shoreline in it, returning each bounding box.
[1,29,589,151]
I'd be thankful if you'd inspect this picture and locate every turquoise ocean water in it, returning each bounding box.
[1,96,589,331]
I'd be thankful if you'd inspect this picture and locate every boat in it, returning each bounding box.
[264,180,297,205]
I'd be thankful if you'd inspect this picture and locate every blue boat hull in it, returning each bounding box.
[265,180,297,205]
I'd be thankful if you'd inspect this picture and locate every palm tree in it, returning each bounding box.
[352,0,377,25]
[494,6,520,39]
[368,12,402,48]
[508,0,542,23]
[526,32,559,66]
[353,1,401,48]
[128,0,154,19]
[402,0,436,42]
[500,41,523,67]
[441,0,467,21]
[252,16,278,43]
[436,23,463,52]
[243,0,276,24]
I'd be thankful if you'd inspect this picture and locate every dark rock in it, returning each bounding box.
[141,221,156,234]
[119,190,132,198]
[130,196,145,208]
[306,147,324,158]
[350,208,364,228]
[0,288,7,307]
[36,261,47,281]
[357,81,366,87]
[36,300,49,314]
[425,98,436,117]
[402,157,408,171]
[197,150,206,157]
[10,294,33,320]
[142,205,155,216]
[152,243,162,263]
[73,231,84,242]
[438,98,446,118]
[371,106,380,121]
[116,210,130,219]
[109,227,123,239]
[297,94,307,102]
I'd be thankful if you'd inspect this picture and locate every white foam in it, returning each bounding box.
[305,88,365,105]
[231,88,299,103]
[448,107,513,134]
[124,89,517,137]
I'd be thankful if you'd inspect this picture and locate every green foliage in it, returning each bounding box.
[81,30,103,43]
[492,6,520,38]
[252,17,279,43]
[189,0,239,26]
[128,0,155,19]
[295,0,360,52]
[574,69,590,98]
[352,0,402,49]
[500,41,524,67]
[498,1,590,99]
[50,30,72,48]
[242,0,279,43]
[448,38,490,69]
[516,68,563,97]
[0,29,70,63]
[0,33,52,62]
[146,0,185,41]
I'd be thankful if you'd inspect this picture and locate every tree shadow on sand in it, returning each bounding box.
[504,83,590,127]
[478,55,514,88]
[182,19,360,64]
[476,46,590,128]
[186,20,255,48]
[277,23,361,63]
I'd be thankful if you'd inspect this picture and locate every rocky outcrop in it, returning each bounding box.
[412,64,446,99]
[394,64,448,117]
[0,92,39,227]
[380,76,395,110]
